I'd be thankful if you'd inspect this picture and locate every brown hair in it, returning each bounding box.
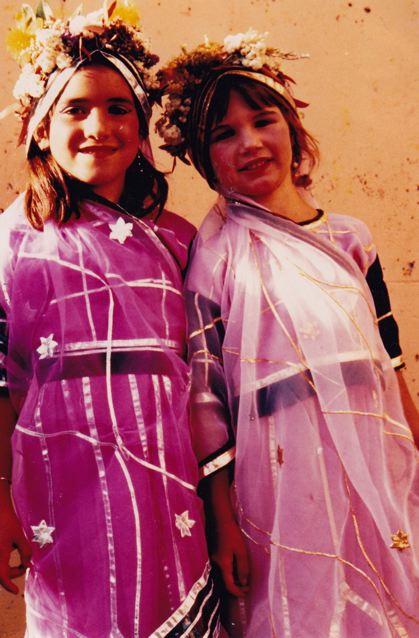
[198,75,319,189]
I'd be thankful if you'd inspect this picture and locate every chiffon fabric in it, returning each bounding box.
[186,198,419,638]
[0,195,220,637]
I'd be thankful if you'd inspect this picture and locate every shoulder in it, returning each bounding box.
[319,212,376,274]
[0,194,27,229]
[155,209,196,246]
[326,212,373,238]
[0,194,31,259]
[149,209,196,272]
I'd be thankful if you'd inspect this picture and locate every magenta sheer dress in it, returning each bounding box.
[186,198,419,638]
[0,195,220,637]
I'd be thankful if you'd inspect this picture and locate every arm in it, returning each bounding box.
[203,466,249,597]
[186,232,250,595]
[364,257,418,447]
[396,369,419,450]
[0,396,32,593]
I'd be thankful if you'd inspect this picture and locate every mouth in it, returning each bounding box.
[239,157,271,172]
[79,146,117,157]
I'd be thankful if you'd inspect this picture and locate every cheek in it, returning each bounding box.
[209,146,233,181]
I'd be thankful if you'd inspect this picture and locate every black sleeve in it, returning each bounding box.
[0,305,9,396]
[366,256,404,369]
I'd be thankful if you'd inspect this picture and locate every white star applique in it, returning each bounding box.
[31,520,55,547]
[109,218,133,244]
[300,322,321,340]
[175,511,196,538]
[36,334,58,359]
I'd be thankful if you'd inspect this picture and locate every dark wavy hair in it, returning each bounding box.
[24,59,168,230]
[201,75,319,190]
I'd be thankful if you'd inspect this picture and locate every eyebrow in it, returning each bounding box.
[58,97,135,106]
[211,108,279,131]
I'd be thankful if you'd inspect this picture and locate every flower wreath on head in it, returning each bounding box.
[3,0,159,145]
[156,29,309,165]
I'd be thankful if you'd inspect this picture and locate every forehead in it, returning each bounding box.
[219,90,281,119]
[55,65,135,103]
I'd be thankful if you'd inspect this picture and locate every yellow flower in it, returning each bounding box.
[5,28,34,59]
[111,0,141,26]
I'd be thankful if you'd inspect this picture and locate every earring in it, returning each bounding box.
[137,153,145,173]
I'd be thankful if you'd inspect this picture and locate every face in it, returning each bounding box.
[209,91,294,209]
[47,65,141,203]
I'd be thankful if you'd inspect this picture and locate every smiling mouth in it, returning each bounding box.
[79,146,117,156]
[239,158,271,172]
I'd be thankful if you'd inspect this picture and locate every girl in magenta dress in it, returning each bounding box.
[157,31,419,637]
[0,3,219,636]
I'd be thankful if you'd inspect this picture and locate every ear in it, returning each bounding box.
[34,123,50,151]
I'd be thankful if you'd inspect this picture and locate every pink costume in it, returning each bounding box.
[0,195,220,637]
[186,198,419,637]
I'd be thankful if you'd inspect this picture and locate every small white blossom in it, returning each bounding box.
[36,28,59,46]
[224,32,247,53]
[55,52,73,69]
[68,15,87,35]
[243,55,264,70]
[37,50,56,74]
[69,9,106,35]
[224,29,267,54]
[13,65,45,100]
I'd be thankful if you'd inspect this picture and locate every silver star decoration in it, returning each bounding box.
[109,218,133,244]
[175,511,196,538]
[36,334,58,359]
[31,520,55,547]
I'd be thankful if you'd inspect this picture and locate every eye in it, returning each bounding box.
[254,117,276,128]
[210,127,235,144]
[60,105,86,116]
[108,104,133,115]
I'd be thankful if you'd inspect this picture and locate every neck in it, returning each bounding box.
[243,178,317,224]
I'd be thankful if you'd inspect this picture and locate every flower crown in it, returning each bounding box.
[156,29,306,163]
[5,0,158,137]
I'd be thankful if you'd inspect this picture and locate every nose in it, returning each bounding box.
[239,125,262,151]
[83,108,109,141]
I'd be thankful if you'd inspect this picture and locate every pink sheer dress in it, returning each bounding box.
[186,198,419,638]
[0,195,220,637]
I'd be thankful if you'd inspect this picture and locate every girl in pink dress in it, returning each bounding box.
[0,3,220,636]
[157,31,419,637]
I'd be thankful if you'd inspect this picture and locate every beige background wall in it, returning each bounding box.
[0,0,417,635]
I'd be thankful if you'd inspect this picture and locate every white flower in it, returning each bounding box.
[31,520,55,547]
[37,50,56,74]
[68,15,87,35]
[224,32,247,53]
[13,64,45,100]
[243,55,264,70]
[36,28,57,45]
[109,218,133,244]
[55,52,73,70]
[175,511,196,537]
[68,9,106,35]
[37,334,58,359]
[224,28,266,54]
